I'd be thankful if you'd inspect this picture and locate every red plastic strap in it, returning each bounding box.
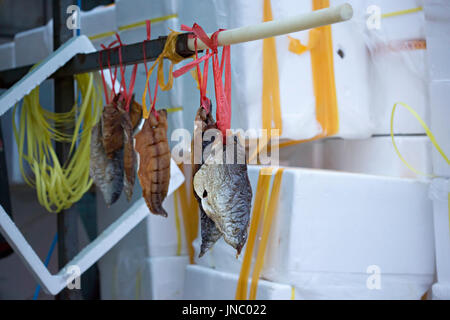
[98,51,110,104]
[142,20,158,119]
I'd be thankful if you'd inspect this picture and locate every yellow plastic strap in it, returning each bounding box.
[249,168,284,300]
[235,167,274,300]
[291,286,296,300]
[173,190,182,256]
[390,102,449,178]
[142,31,189,119]
[262,0,282,136]
[177,164,199,264]
[13,72,102,213]
[382,6,422,19]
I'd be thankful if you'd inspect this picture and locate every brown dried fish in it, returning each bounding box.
[192,105,224,257]
[193,126,252,255]
[101,96,125,159]
[129,97,143,130]
[120,108,136,201]
[135,109,171,216]
[90,122,124,206]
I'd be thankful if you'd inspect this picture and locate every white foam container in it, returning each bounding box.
[183,265,292,300]
[365,0,428,135]
[424,0,450,81]
[80,5,117,49]
[14,21,53,67]
[195,165,435,299]
[428,81,450,178]
[278,136,432,179]
[429,178,450,299]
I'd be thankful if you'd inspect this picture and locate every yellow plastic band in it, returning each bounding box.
[88,14,178,41]
[382,6,423,19]
[166,106,183,113]
[13,72,102,213]
[177,164,199,264]
[291,286,296,300]
[262,0,282,136]
[235,167,274,300]
[142,30,189,119]
[174,190,182,256]
[249,168,284,300]
[390,102,449,178]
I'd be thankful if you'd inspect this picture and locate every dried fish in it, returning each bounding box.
[129,96,143,130]
[120,108,136,201]
[193,135,252,255]
[90,122,124,206]
[135,109,171,216]
[101,96,125,159]
[191,105,224,257]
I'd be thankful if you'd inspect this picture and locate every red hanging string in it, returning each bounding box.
[173,23,232,137]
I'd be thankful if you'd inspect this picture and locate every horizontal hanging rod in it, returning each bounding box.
[187,3,353,51]
[0,4,352,89]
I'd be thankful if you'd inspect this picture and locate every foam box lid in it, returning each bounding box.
[81,5,117,37]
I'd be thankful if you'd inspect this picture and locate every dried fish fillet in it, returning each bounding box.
[90,122,124,206]
[101,98,124,159]
[192,105,224,257]
[193,134,252,255]
[120,108,136,201]
[130,97,143,130]
[135,109,171,216]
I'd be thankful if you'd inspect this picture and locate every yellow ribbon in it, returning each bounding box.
[381,6,423,19]
[262,0,282,136]
[235,167,284,300]
[141,31,190,119]
[173,190,182,256]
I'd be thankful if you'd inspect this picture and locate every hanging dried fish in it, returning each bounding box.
[90,122,124,206]
[135,109,171,216]
[129,96,143,130]
[193,134,252,255]
[101,95,125,159]
[120,108,136,201]
[192,105,224,257]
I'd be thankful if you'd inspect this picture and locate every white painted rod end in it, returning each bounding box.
[339,3,354,21]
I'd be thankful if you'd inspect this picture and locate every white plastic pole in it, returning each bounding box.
[187,3,353,51]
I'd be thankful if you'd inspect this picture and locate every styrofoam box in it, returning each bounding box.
[364,0,428,134]
[183,265,292,300]
[0,42,15,71]
[278,136,432,179]
[80,5,117,50]
[104,254,188,300]
[116,0,178,28]
[14,21,53,67]
[195,165,435,299]
[429,81,450,177]
[424,0,450,81]
[97,166,188,299]
[429,178,450,289]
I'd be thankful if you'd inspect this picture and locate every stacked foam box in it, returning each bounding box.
[184,265,292,300]
[80,5,117,50]
[192,166,435,299]
[424,0,450,300]
[364,0,428,134]
[0,42,18,185]
[278,137,432,179]
[115,0,184,149]
[97,160,189,300]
